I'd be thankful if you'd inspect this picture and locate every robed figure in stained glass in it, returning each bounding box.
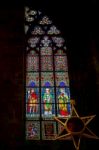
[43,88,53,115]
[27,89,38,115]
[58,88,69,116]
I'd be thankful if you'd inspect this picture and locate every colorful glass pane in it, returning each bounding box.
[55,72,69,87]
[56,87,71,117]
[41,56,53,71]
[26,121,40,140]
[52,37,64,47]
[55,49,66,55]
[28,37,40,48]
[41,88,55,103]
[42,121,56,140]
[39,16,52,25]
[56,87,70,103]
[25,8,71,140]
[26,104,39,119]
[41,36,52,47]
[41,87,55,118]
[26,88,39,103]
[55,56,68,71]
[40,47,52,55]
[29,49,39,55]
[57,103,70,117]
[26,55,39,71]
[47,25,60,35]
[31,26,45,35]
[26,72,39,87]
[41,72,54,87]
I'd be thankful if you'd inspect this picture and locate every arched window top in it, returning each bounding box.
[25,7,71,140]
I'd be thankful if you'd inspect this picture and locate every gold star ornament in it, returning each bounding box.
[54,100,99,150]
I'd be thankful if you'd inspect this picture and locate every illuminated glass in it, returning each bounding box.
[25,7,71,140]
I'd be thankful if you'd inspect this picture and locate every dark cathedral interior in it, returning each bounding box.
[0,0,99,150]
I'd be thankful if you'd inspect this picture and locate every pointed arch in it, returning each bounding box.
[25,7,71,140]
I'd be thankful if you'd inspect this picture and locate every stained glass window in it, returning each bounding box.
[25,7,71,140]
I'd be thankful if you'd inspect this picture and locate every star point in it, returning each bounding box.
[54,100,99,150]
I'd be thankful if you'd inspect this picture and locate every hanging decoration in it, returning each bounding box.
[54,100,99,150]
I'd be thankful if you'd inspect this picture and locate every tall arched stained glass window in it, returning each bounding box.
[25,7,71,140]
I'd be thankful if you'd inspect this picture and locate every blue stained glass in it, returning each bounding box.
[67,103,71,114]
[59,82,66,87]
[44,82,51,87]
[29,81,36,87]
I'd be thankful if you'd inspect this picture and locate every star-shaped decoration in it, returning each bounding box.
[54,100,99,150]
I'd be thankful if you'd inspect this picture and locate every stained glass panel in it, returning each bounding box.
[56,87,70,103]
[55,49,66,55]
[28,37,40,48]
[26,104,40,119]
[25,8,71,140]
[47,25,60,35]
[41,56,53,71]
[39,16,52,25]
[26,55,39,71]
[31,26,45,35]
[41,72,54,87]
[29,49,39,55]
[52,37,64,47]
[56,88,71,117]
[41,87,55,118]
[26,88,39,103]
[40,47,52,55]
[41,36,52,47]
[57,103,71,117]
[42,121,56,140]
[26,72,39,87]
[26,121,40,140]
[55,56,68,71]
[55,72,69,87]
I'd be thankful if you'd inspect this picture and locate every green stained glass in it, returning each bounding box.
[41,87,55,119]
